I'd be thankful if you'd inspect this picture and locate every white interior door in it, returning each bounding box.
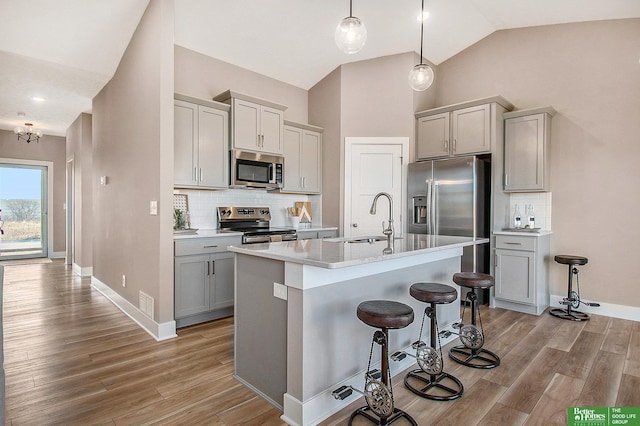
[344,138,407,238]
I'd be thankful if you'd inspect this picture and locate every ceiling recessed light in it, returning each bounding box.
[31,96,45,102]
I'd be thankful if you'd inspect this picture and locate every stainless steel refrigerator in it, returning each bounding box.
[407,156,491,299]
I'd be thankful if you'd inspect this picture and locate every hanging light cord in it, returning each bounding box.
[349,0,353,18]
[419,0,425,65]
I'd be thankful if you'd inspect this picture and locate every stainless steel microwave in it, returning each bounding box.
[230,150,283,189]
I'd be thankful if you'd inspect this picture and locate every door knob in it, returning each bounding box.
[352,223,358,228]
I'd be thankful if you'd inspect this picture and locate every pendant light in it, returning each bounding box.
[335,0,367,54]
[408,0,434,91]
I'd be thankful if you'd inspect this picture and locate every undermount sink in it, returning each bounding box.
[325,235,389,244]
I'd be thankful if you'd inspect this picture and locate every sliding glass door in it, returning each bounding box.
[0,163,48,259]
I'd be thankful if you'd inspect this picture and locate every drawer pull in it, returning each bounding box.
[505,242,522,245]
[203,245,218,248]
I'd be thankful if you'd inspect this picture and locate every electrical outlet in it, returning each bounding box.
[273,282,287,300]
[122,275,126,287]
[150,201,158,216]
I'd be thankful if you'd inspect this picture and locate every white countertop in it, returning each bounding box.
[494,229,553,236]
[173,229,243,240]
[173,226,337,240]
[229,234,486,269]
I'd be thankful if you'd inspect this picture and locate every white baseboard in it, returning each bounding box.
[91,276,177,341]
[50,251,66,259]
[72,263,93,277]
[550,294,640,322]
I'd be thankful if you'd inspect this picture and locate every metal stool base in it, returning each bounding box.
[404,370,463,401]
[549,307,590,321]
[449,345,500,369]
[348,406,418,426]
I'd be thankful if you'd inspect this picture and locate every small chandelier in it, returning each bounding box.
[335,0,367,54]
[14,123,42,143]
[408,0,435,91]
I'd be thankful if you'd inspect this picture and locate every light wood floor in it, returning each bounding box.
[2,259,639,425]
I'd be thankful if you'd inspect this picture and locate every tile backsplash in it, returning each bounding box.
[508,192,552,231]
[174,188,322,229]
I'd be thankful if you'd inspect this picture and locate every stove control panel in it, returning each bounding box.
[218,207,271,221]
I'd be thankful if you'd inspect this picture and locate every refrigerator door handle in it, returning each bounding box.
[432,181,439,235]
[426,179,432,235]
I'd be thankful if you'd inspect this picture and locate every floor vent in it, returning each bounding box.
[139,291,154,319]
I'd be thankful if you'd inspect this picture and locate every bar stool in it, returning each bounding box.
[449,272,500,369]
[394,283,463,401]
[550,255,598,321]
[349,300,417,426]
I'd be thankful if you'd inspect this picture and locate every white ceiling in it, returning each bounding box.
[1,0,639,137]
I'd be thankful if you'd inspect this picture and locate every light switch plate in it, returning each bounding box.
[273,282,288,300]
[150,201,158,215]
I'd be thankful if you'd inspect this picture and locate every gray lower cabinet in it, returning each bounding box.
[493,233,550,315]
[174,236,241,327]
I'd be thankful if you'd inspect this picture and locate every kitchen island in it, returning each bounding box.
[229,234,483,426]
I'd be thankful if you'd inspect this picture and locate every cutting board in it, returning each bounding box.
[295,202,312,223]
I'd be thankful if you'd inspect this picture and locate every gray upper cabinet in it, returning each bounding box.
[416,97,513,160]
[282,121,322,194]
[174,95,229,189]
[504,107,555,192]
[214,90,287,155]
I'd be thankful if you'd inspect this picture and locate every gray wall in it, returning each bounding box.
[174,45,308,123]
[65,113,93,269]
[0,129,66,255]
[309,67,341,229]
[91,0,175,323]
[309,52,430,230]
[435,18,640,306]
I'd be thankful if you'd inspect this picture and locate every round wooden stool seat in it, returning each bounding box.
[410,283,457,305]
[554,255,588,266]
[357,300,414,329]
[452,272,495,289]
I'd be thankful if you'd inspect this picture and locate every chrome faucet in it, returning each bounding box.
[370,192,394,240]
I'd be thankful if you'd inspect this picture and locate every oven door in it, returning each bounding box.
[231,150,283,189]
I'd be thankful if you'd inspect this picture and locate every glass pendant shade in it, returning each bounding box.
[408,63,434,91]
[335,16,367,54]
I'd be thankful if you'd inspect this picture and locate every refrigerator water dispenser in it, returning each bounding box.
[413,196,428,225]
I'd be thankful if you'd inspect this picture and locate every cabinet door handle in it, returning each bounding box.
[302,176,306,188]
[453,139,457,152]
[203,245,218,248]
[262,134,265,147]
[505,174,508,186]
[257,134,260,147]
[194,167,197,181]
[207,260,210,276]
[444,140,449,151]
[211,260,215,275]
[200,168,203,181]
